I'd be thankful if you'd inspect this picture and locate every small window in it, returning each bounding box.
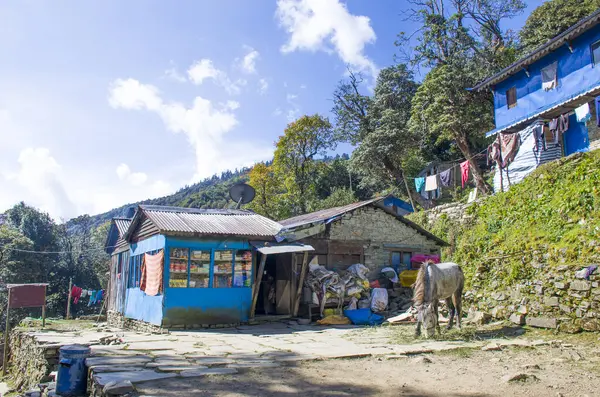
[190,250,211,288]
[234,250,253,288]
[592,41,600,65]
[506,87,517,109]
[541,61,558,91]
[169,248,189,288]
[390,251,413,273]
[213,250,234,288]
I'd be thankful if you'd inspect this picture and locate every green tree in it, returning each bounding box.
[273,114,337,215]
[247,162,286,220]
[332,65,426,208]
[519,0,600,54]
[313,188,357,211]
[410,63,493,194]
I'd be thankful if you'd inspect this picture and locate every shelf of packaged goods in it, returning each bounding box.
[170,257,189,261]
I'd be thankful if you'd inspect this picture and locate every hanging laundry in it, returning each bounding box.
[596,97,600,127]
[80,289,87,297]
[140,259,147,291]
[71,286,82,304]
[414,177,425,193]
[541,61,557,91]
[439,168,452,187]
[143,250,164,296]
[96,290,104,302]
[460,161,470,188]
[88,290,97,307]
[487,139,502,167]
[548,118,560,146]
[424,175,438,192]
[499,132,520,167]
[468,188,478,203]
[533,124,546,152]
[575,103,591,123]
[559,113,569,133]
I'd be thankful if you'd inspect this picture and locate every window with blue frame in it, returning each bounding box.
[592,40,600,65]
[390,250,413,273]
[167,248,253,288]
[128,255,143,288]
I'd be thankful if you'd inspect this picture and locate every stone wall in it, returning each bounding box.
[7,330,58,391]
[328,206,442,277]
[421,201,473,225]
[467,261,600,332]
[108,310,166,334]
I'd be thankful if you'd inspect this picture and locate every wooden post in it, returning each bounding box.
[250,254,267,319]
[292,251,310,317]
[42,285,47,328]
[403,176,417,213]
[66,278,72,320]
[96,299,106,323]
[3,292,11,376]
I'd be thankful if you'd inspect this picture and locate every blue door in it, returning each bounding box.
[563,113,590,155]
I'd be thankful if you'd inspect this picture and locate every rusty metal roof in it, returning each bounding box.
[278,198,383,229]
[279,197,448,247]
[136,205,282,238]
[473,9,600,91]
[113,218,132,237]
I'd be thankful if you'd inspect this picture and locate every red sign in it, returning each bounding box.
[7,284,47,309]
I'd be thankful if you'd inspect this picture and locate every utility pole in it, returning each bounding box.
[66,278,72,320]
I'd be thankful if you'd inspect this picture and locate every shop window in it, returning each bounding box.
[390,251,412,273]
[234,250,253,287]
[506,87,517,109]
[169,248,189,288]
[129,255,143,288]
[213,250,234,288]
[592,41,600,65]
[190,250,210,288]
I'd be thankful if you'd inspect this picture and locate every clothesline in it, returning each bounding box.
[403,145,490,181]
[2,244,119,255]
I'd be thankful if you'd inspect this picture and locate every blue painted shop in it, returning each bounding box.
[473,9,600,192]
[104,205,313,328]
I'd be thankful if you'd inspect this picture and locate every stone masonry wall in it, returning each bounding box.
[328,206,442,278]
[467,260,600,333]
[8,330,58,392]
[108,310,166,334]
[421,201,473,225]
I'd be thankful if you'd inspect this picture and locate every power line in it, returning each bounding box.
[1,245,116,255]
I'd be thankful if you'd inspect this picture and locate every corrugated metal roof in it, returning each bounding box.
[473,9,600,91]
[279,197,448,247]
[137,205,282,237]
[278,198,383,229]
[113,218,132,237]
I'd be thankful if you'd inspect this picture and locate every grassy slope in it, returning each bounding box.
[410,151,600,289]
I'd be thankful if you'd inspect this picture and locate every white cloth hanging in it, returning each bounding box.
[575,103,591,123]
[424,175,438,192]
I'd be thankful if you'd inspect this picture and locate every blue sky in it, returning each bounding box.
[0,0,544,220]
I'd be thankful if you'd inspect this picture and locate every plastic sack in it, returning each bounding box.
[317,315,351,325]
[357,298,371,309]
[345,296,358,311]
[371,288,388,313]
[343,308,385,326]
[347,264,369,280]
[380,267,399,283]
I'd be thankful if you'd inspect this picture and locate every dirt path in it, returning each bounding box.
[135,344,600,397]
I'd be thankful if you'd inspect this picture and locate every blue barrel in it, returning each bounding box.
[56,345,91,396]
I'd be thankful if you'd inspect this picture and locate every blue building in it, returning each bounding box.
[473,10,600,191]
[104,205,315,330]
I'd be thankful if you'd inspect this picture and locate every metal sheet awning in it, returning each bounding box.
[486,83,600,137]
[250,242,314,255]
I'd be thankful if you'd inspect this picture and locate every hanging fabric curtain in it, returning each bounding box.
[460,161,470,188]
[142,250,164,296]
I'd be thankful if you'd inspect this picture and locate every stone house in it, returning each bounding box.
[278,197,447,280]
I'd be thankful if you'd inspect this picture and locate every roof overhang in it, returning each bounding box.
[473,9,600,92]
[250,241,315,255]
[486,83,600,137]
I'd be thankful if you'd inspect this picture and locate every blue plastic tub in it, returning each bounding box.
[343,308,385,326]
[56,344,91,396]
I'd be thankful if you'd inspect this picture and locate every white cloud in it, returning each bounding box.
[1,147,77,220]
[258,78,269,95]
[116,163,148,186]
[276,0,378,77]
[164,67,187,83]
[300,84,307,89]
[240,47,260,74]
[286,93,298,101]
[109,78,271,182]
[285,93,300,121]
[187,59,246,95]
[272,108,283,117]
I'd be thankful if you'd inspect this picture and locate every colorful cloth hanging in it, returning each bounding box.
[439,169,452,187]
[425,175,438,192]
[71,286,82,304]
[142,250,164,296]
[414,177,425,193]
[88,290,97,306]
[499,132,521,167]
[460,161,470,188]
[575,103,591,123]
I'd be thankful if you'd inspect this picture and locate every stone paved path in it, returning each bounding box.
[21,322,555,395]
